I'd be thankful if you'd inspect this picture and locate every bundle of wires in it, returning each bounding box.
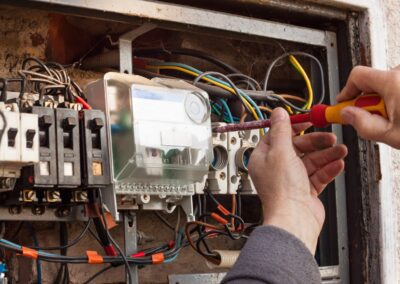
[0,193,187,284]
[146,51,324,133]
[0,57,91,109]
[146,62,267,135]
[185,189,247,264]
[263,51,325,113]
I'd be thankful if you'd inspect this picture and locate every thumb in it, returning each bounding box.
[268,108,293,150]
[341,106,390,141]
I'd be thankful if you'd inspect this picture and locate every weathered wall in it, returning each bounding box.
[382,0,400,278]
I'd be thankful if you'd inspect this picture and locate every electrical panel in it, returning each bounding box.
[0,2,349,282]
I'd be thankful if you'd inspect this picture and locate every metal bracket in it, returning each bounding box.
[123,211,138,283]
[119,23,157,74]
[180,196,195,222]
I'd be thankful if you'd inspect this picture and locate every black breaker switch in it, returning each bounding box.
[26,129,36,148]
[7,128,18,147]
[20,107,57,187]
[56,108,81,187]
[80,109,110,186]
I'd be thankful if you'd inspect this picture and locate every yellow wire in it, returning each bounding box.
[288,55,313,110]
[148,65,265,136]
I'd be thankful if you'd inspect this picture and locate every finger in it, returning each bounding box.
[310,159,345,195]
[336,66,389,102]
[341,106,391,141]
[292,122,312,135]
[302,144,347,176]
[293,132,337,154]
[268,107,293,150]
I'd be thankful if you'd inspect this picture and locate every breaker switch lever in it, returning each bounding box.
[7,128,18,147]
[63,117,77,130]
[90,118,104,131]
[26,129,36,148]
[40,115,52,128]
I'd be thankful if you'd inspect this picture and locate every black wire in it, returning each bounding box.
[9,221,24,241]
[27,223,42,284]
[82,265,113,284]
[97,189,133,284]
[133,47,241,74]
[29,220,92,251]
[197,195,202,217]
[0,111,7,146]
[154,212,175,231]
[22,57,52,76]
[87,225,103,246]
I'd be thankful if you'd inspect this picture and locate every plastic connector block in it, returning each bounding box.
[237,129,259,194]
[21,107,57,187]
[206,125,228,194]
[227,131,241,194]
[55,108,81,187]
[80,109,111,187]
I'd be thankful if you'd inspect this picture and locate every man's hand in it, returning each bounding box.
[248,108,347,253]
[338,65,400,148]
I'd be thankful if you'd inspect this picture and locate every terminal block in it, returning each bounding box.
[235,129,259,194]
[80,109,111,187]
[55,108,81,187]
[207,127,229,194]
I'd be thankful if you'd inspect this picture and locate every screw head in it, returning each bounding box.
[32,206,44,215]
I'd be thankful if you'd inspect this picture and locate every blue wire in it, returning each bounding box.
[217,99,234,123]
[157,62,265,127]
[156,62,267,133]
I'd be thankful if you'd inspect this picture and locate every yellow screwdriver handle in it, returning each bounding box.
[325,94,388,124]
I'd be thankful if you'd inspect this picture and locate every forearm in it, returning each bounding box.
[222,226,321,284]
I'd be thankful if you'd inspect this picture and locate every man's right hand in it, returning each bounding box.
[337,65,400,148]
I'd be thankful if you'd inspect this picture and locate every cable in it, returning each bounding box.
[83,265,113,284]
[18,57,91,108]
[289,55,313,109]
[28,224,42,284]
[154,212,175,231]
[226,73,261,90]
[97,189,133,284]
[217,98,234,123]
[29,220,92,251]
[0,111,7,146]
[147,62,265,132]
[263,51,325,112]
[192,70,266,135]
[133,47,241,74]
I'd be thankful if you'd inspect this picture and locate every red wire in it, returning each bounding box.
[74,96,92,110]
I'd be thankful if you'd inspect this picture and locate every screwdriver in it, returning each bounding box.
[213,94,387,133]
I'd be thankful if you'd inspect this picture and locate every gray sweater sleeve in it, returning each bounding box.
[222,226,321,284]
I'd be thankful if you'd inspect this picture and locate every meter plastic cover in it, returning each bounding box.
[90,73,213,187]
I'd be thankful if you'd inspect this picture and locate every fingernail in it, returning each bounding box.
[271,108,288,124]
[341,108,354,124]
